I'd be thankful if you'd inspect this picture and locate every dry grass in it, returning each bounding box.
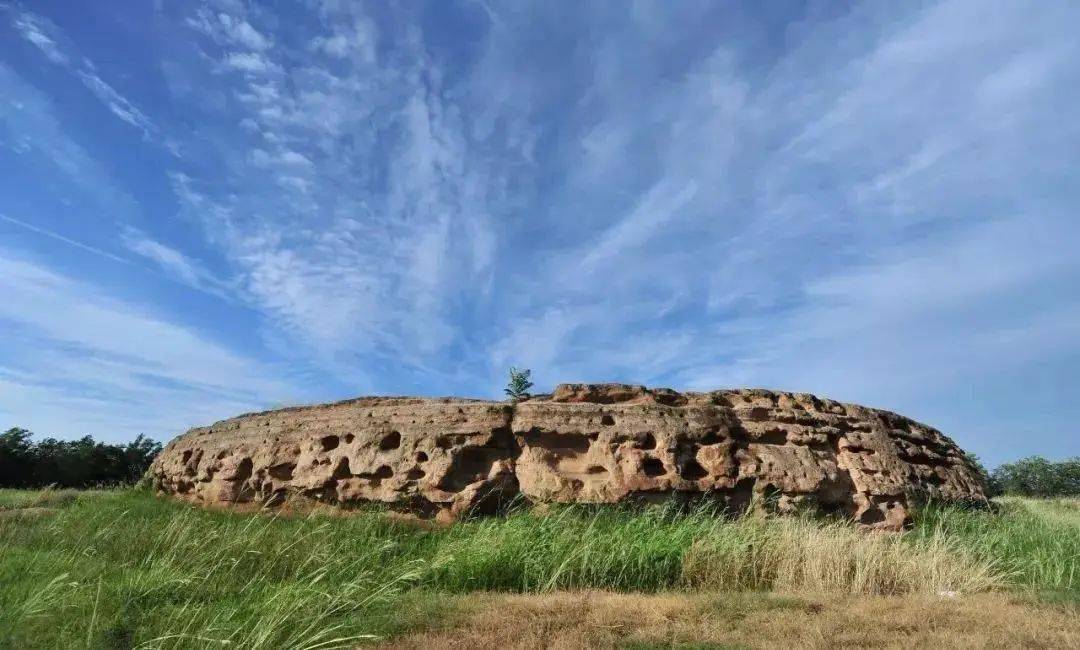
[379,590,1080,649]
[680,516,1004,595]
[0,507,57,520]
[0,487,92,510]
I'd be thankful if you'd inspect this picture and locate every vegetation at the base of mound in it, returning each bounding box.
[911,496,1080,593]
[1,490,1077,649]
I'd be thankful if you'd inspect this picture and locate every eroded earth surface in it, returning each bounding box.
[149,384,987,529]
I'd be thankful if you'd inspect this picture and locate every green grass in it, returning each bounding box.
[0,492,437,649]
[0,487,105,510]
[911,497,1080,592]
[0,490,1076,649]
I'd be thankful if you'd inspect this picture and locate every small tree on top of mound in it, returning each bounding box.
[504,367,534,401]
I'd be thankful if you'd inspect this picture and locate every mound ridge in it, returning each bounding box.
[148,384,987,529]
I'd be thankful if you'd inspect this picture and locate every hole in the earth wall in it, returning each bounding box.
[635,433,657,450]
[380,431,401,451]
[331,457,352,480]
[680,459,708,480]
[642,457,666,477]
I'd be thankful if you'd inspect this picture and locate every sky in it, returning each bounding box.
[0,1,1077,467]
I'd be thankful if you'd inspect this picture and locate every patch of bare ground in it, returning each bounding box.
[0,506,56,519]
[376,590,1080,650]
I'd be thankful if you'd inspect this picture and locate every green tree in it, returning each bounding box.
[503,367,534,401]
[991,456,1080,497]
[0,427,34,486]
[0,427,162,488]
[123,434,164,483]
[963,452,1001,496]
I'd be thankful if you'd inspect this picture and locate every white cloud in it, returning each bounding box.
[0,252,300,441]
[161,1,509,375]
[578,179,699,272]
[186,6,271,50]
[229,18,270,50]
[465,1,1080,460]
[76,67,156,137]
[1,214,132,265]
[223,52,277,74]
[6,8,163,142]
[162,1,1080,415]
[0,63,143,216]
[120,228,234,298]
[307,7,376,63]
[250,147,313,169]
[10,11,67,64]
[310,34,350,58]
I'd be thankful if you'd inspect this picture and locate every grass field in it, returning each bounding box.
[1,489,1077,649]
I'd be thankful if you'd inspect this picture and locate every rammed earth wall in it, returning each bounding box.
[149,384,987,529]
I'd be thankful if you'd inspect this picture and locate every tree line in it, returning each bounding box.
[0,427,162,488]
[982,455,1080,498]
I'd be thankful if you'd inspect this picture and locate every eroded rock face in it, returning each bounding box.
[148,384,987,529]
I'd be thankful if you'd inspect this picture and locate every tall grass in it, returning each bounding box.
[1,490,1076,648]
[681,516,1003,594]
[430,505,1003,595]
[0,494,433,648]
[430,505,716,591]
[911,497,1080,593]
[0,486,98,509]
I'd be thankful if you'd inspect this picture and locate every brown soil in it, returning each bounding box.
[377,590,1080,649]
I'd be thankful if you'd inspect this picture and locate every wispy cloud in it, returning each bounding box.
[162,1,1080,418]
[120,228,235,299]
[76,64,157,136]
[0,252,301,441]
[6,6,162,141]
[1,214,133,265]
[186,7,271,51]
[168,0,520,377]
[578,180,699,273]
[469,1,1080,462]
[308,14,376,63]
[11,9,66,63]
[222,51,278,74]
[0,62,142,215]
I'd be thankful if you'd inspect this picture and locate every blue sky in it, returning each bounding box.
[1,1,1077,466]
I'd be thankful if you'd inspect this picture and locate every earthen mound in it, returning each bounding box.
[148,384,986,529]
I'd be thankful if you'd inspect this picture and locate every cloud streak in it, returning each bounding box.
[6,5,163,141]
[0,252,300,441]
[1,214,133,265]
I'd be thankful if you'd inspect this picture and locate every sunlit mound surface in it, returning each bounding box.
[148,383,986,530]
